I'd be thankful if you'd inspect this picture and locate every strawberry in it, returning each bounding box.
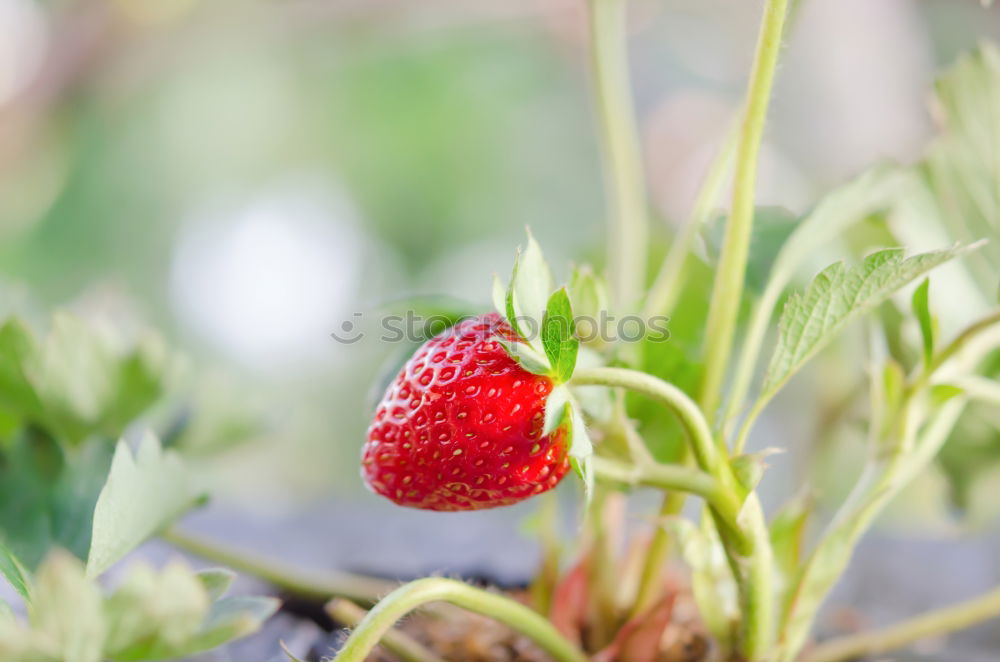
[362,313,570,511]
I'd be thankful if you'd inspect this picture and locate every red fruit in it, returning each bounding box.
[362,313,570,511]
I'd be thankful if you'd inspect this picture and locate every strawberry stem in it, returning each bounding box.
[160,527,393,604]
[326,598,446,662]
[800,584,1000,662]
[574,367,724,476]
[698,0,790,427]
[328,578,589,662]
[592,456,736,519]
[586,0,649,311]
[572,366,775,659]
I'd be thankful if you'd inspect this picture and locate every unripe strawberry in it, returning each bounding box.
[362,313,569,511]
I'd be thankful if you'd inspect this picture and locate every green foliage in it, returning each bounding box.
[0,309,274,661]
[87,434,201,578]
[0,314,166,447]
[0,542,30,602]
[758,244,976,410]
[0,552,278,662]
[918,43,1000,300]
[541,289,579,384]
[0,431,113,570]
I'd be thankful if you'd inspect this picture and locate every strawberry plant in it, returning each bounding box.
[3,2,1000,662]
[318,2,1000,661]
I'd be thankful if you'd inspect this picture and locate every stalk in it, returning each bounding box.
[572,367,775,658]
[326,599,446,662]
[587,0,649,310]
[801,585,1000,662]
[698,0,790,423]
[574,368,723,474]
[161,527,393,605]
[592,456,738,524]
[329,578,588,662]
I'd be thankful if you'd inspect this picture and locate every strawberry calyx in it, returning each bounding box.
[491,230,599,497]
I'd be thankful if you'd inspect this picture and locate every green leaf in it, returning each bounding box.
[759,244,978,408]
[890,44,1000,306]
[543,385,571,437]
[0,433,114,570]
[501,230,555,347]
[87,433,200,577]
[195,568,236,602]
[495,338,550,375]
[180,595,279,655]
[102,560,278,660]
[103,561,209,660]
[0,314,167,446]
[29,551,106,662]
[769,491,813,608]
[912,278,935,365]
[0,542,30,602]
[540,289,578,383]
[564,402,593,500]
[730,449,779,498]
[0,320,43,430]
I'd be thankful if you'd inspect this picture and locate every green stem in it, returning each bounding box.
[160,527,393,605]
[801,584,1000,662]
[909,309,1000,394]
[326,598,446,662]
[776,397,967,662]
[330,578,588,662]
[572,367,775,658]
[573,367,723,476]
[592,456,738,524]
[587,0,649,310]
[698,0,789,423]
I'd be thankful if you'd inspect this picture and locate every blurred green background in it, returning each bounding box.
[1,0,998,514]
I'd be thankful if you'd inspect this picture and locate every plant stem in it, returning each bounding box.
[698,0,789,424]
[801,584,1000,662]
[587,0,648,310]
[327,598,446,662]
[572,367,775,657]
[160,527,393,605]
[329,578,588,662]
[775,397,967,662]
[592,456,738,523]
[910,309,1000,393]
[573,367,723,476]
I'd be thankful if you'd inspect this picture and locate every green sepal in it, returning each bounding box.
[541,288,579,384]
[495,338,550,376]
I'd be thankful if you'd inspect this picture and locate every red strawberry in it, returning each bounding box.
[362,313,570,511]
